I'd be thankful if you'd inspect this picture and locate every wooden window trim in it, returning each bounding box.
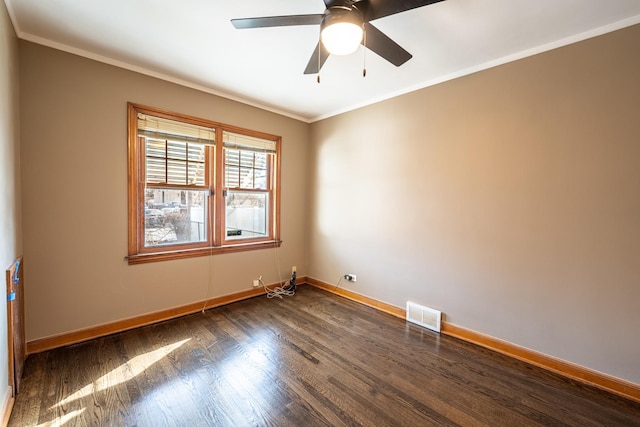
[127,103,281,264]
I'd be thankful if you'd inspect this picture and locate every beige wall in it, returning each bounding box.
[19,42,309,340]
[15,14,640,388]
[0,0,21,402]
[308,25,640,384]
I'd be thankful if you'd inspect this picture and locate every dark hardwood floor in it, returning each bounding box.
[9,286,640,426]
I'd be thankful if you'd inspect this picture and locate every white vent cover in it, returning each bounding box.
[406,301,441,333]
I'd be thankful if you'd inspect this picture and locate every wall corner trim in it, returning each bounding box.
[306,277,640,404]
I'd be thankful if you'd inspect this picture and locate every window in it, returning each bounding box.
[127,103,281,264]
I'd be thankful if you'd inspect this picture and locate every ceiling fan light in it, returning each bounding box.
[320,7,364,56]
[321,22,363,55]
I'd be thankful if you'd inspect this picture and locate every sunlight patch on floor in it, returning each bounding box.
[217,332,279,397]
[36,408,86,427]
[54,338,190,408]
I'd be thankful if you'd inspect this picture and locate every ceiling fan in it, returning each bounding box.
[231,0,445,75]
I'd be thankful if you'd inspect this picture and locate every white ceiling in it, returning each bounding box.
[5,0,640,122]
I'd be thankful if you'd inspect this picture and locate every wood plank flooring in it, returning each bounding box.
[9,286,640,426]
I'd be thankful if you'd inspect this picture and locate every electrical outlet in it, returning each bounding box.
[292,266,297,274]
[253,275,262,288]
[345,274,357,282]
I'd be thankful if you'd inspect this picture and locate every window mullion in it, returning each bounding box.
[164,140,169,183]
[208,145,215,247]
[252,152,257,188]
[185,143,189,186]
[214,128,225,247]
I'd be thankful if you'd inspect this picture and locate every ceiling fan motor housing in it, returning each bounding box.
[321,5,364,30]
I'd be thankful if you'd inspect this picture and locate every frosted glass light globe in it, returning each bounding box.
[321,22,363,55]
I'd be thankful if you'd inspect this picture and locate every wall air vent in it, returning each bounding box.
[406,301,441,333]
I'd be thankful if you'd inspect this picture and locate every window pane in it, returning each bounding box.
[146,140,166,157]
[188,144,205,161]
[239,151,255,168]
[188,163,205,186]
[167,159,187,185]
[145,139,206,186]
[144,189,208,247]
[239,167,254,189]
[225,191,268,240]
[224,149,268,190]
[167,141,187,160]
[145,157,166,184]
[254,168,267,190]
[226,170,240,188]
[226,149,240,166]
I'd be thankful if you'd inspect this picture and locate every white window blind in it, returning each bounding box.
[138,113,215,146]
[139,113,211,186]
[223,131,277,154]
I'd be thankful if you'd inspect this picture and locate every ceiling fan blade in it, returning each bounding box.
[365,0,445,21]
[304,42,330,74]
[364,22,412,66]
[231,14,323,29]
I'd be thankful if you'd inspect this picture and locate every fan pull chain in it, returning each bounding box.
[362,24,367,78]
[317,38,321,84]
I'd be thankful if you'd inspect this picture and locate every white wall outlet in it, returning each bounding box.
[345,274,357,282]
[292,266,297,274]
[252,279,260,288]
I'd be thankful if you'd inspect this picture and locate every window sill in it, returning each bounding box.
[126,240,282,265]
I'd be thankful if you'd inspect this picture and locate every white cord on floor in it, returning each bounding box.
[261,277,295,299]
[273,245,285,292]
